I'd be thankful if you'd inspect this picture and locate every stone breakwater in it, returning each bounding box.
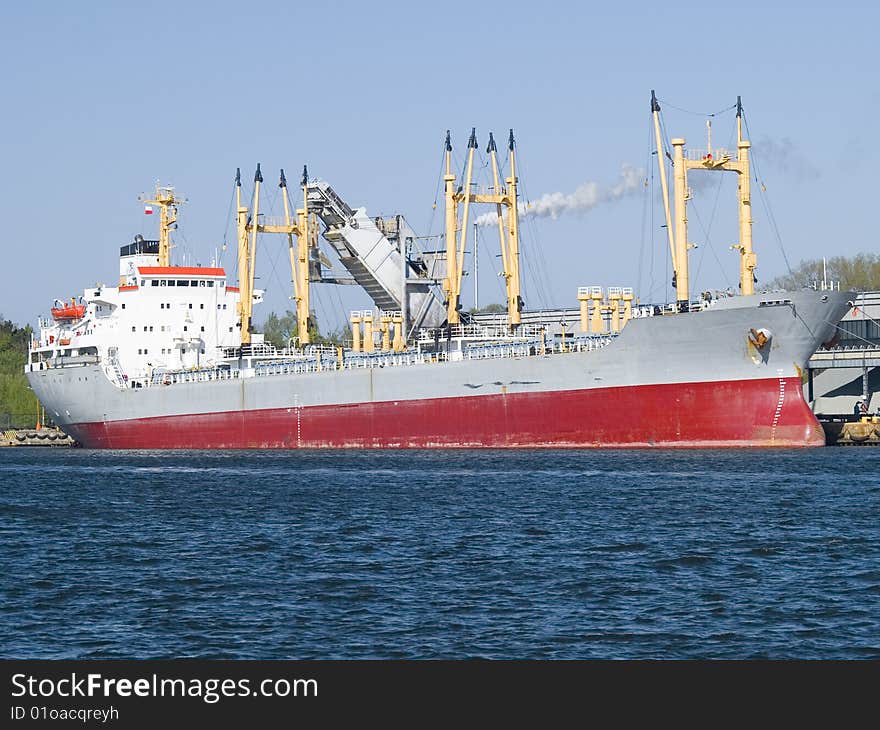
[1,428,75,447]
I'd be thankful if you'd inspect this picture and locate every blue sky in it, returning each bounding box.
[2,1,877,330]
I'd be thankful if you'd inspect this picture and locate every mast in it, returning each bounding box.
[298,166,311,344]
[237,163,312,348]
[666,93,757,306]
[235,168,253,345]
[505,129,521,326]
[443,131,459,324]
[444,127,522,328]
[671,137,690,308]
[454,129,478,321]
[140,184,186,267]
[651,91,677,283]
[280,167,312,344]
[734,96,756,295]
[248,163,263,318]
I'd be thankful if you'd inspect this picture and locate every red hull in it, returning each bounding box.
[64,376,826,449]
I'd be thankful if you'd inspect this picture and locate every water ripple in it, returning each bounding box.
[1,448,879,658]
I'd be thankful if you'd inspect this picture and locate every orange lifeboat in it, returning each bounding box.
[51,298,85,321]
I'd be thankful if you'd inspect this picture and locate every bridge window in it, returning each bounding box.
[152,280,159,287]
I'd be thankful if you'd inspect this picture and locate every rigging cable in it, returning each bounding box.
[219,176,237,268]
[656,98,737,118]
[742,110,794,276]
[637,118,652,302]
[692,121,736,288]
[514,145,554,310]
[426,137,449,239]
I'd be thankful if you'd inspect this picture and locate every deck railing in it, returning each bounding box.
[139,334,619,386]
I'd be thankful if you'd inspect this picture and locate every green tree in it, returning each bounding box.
[261,310,297,349]
[766,253,880,292]
[260,310,344,348]
[0,316,38,428]
[468,303,506,314]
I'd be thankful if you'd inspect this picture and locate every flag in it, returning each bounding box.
[144,205,154,215]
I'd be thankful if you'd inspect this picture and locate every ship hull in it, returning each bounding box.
[28,290,853,449]
[61,375,821,448]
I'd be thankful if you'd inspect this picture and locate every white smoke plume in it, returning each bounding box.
[475,163,644,226]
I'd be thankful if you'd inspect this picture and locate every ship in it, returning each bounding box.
[26,94,853,448]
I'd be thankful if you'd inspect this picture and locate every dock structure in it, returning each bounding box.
[806,290,880,444]
[819,417,880,446]
[1,428,75,447]
[808,291,880,420]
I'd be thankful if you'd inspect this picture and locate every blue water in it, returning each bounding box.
[1,448,879,659]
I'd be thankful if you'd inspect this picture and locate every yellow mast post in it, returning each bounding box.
[651,91,677,284]
[671,137,690,309]
[505,129,521,327]
[609,288,622,333]
[140,184,186,267]
[380,312,392,352]
[350,311,362,352]
[734,97,756,295]
[577,287,590,332]
[590,287,603,333]
[298,166,312,343]
[622,288,634,327]
[392,312,405,352]
[235,168,253,345]
[363,312,375,353]
[248,164,263,326]
[279,167,312,345]
[455,129,478,322]
[280,168,300,337]
[443,131,459,325]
